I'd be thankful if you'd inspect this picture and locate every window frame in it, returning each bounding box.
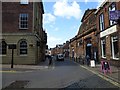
[0,41,7,55]
[111,36,119,60]
[99,13,105,31]
[19,14,28,29]
[19,40,27,55]
[101,38,106,58]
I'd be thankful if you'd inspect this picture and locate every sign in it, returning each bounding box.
[103,62,110,70]
[90,60,95,67]
[100,25,117,37]
[8,44,16,49]
[8,44,16,68]
[87,43,92,47]
[100,60,111,74]
[109,10,120,21]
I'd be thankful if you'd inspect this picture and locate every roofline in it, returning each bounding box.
[81,9,97,22]
[95,0,108,14]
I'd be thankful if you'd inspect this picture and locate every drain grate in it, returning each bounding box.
[3,80,29,89]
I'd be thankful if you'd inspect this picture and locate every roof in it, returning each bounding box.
[81,9,97,22]
[95,0,108,14]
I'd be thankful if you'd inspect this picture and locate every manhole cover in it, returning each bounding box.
[3,80,29,89]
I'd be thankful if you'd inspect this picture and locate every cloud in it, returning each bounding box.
[43,13,56,24]
[54,27,59,31]
[53,0,82,19]
[47,34,63,48]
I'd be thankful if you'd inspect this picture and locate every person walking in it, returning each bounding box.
[48,55,52,66]
[86,55,90,66]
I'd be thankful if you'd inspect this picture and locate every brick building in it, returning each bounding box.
[75,9,98,62]
[95,1,120,66]
[1,1,47,64]
[69,36,77,61]
[62,41,69,58]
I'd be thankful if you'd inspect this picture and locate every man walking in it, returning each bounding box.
[48,55,52,66]
[86,55,90,66]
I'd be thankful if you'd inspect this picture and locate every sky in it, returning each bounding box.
[43,0,104,48]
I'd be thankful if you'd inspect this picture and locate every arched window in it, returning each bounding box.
[20,41,27,55]
[0,41,7,55]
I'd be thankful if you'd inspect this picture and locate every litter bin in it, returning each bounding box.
[90,60,95,67]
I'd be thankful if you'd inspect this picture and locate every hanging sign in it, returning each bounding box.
[109,10,120,21]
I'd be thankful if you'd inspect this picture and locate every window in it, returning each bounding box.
[101,38,106,58]
[99,13,104,31]
[19,14,28,29]
[20,0,29,4]
[109,3,116,26]
[111,36,119,59]
[20,41,27,55]
[0,41,7,55]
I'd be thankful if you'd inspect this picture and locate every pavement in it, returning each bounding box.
[1,59,50,72]
[73,60,120,88]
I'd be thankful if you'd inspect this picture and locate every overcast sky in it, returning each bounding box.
[43,0,104,48]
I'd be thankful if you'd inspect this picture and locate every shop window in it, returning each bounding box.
[111,36,119,59]
[20,41,27,55]
[99,13,104,31]
[0,41,7,55]
[109,3,116,26]
[19,14,28,29]
[101,38,106,58]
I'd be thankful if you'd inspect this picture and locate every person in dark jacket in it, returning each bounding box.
[86,55,90,66]
[48,55,52,65]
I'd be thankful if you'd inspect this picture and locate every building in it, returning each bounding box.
[1,1,47,64]
[55,44,64,54]
[69,36,77,61]
[75,9,98,62]
[95,1,120,66]
[62,41,69,58]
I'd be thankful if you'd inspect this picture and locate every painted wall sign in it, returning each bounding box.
[100,25,117,38]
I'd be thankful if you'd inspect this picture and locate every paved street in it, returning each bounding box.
[2,58,119,89]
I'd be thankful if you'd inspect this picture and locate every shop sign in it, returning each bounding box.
[109,10,120,21]
[100,25,117,38]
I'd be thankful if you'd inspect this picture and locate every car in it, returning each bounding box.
[56,54,64,61]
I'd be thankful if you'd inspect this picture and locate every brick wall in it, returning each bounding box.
[96,2,120,66]
[2,2,33,33]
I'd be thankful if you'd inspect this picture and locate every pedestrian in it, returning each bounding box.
[48,55,52,66]
[86,55,90,66]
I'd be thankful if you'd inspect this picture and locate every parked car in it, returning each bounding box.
[56,54,64,61]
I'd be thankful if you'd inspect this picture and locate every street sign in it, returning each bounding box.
[8,44,16,49]
[109,10,120,21]
[8,44,16,68]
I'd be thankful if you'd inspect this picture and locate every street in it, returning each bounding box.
[2,58,119,89]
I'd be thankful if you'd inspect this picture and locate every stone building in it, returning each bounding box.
[1,1,47,64]
[76,9,98,63]
[95,1,120,66]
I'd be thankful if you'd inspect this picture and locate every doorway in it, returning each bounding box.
[86,44,92,59]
